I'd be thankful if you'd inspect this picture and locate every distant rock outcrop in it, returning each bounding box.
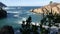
[30,2,60,14]
[0,2,7,18]
[0,2,7,7]
[0,8,7,18]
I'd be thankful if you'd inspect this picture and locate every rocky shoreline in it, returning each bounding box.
[0,2,7,18]
[0,8,7,18]
[30,2,60,15]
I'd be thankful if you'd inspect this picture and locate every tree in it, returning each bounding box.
[20,16,32,34]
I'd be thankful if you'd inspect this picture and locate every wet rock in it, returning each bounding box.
[0,25,14,34]
[0,8,7,18]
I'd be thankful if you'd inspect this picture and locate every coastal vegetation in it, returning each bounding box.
[0,1,60,34]
[20,5,60,34]
[0,11,60,34]
[19,8,60,34]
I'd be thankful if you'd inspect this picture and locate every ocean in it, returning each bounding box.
[0,6,58,34]
[0,6,42,29]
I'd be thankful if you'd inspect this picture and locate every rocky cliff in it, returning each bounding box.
[30,2,60,14]
[0,2,7,7]
[0,2,7,18]
[0,8,7,18]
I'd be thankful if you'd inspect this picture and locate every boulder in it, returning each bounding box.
[0,25,14,34]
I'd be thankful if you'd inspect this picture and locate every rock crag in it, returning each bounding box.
[0,2,7,18]
[30,2,60,14]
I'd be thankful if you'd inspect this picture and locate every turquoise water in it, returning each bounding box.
[0,6,43,28]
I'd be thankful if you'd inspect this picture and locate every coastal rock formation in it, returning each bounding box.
[0,2,7,7]
[30,2,60,14]
[0,8,7,18]
[0,2,7,18]
[0,25,14,34]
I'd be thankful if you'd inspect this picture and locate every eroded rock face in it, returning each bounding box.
[0,25,14,34]
[0,8,7,18]
[30,2,60,14]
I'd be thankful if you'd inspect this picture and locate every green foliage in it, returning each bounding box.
[53,13,60,23]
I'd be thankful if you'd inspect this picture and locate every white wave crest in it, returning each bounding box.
[7,11,19,13]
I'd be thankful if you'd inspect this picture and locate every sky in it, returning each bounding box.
[0,0,60,6]
[0,0,20,6]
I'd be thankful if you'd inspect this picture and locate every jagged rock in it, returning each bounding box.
[30,2,60,14]
[0,8,7,18]
[0,2,7,7]
[0,2,7,18]
[0,25,14,34]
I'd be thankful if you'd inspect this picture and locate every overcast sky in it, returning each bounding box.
[0,0,60,6]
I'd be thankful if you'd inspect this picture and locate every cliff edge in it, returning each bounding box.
[0,2,7,18]
[30,2,60,14]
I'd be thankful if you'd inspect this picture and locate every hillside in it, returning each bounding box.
[30,2,60,14]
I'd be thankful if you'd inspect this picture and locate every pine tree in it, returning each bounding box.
[20,16,32,34]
